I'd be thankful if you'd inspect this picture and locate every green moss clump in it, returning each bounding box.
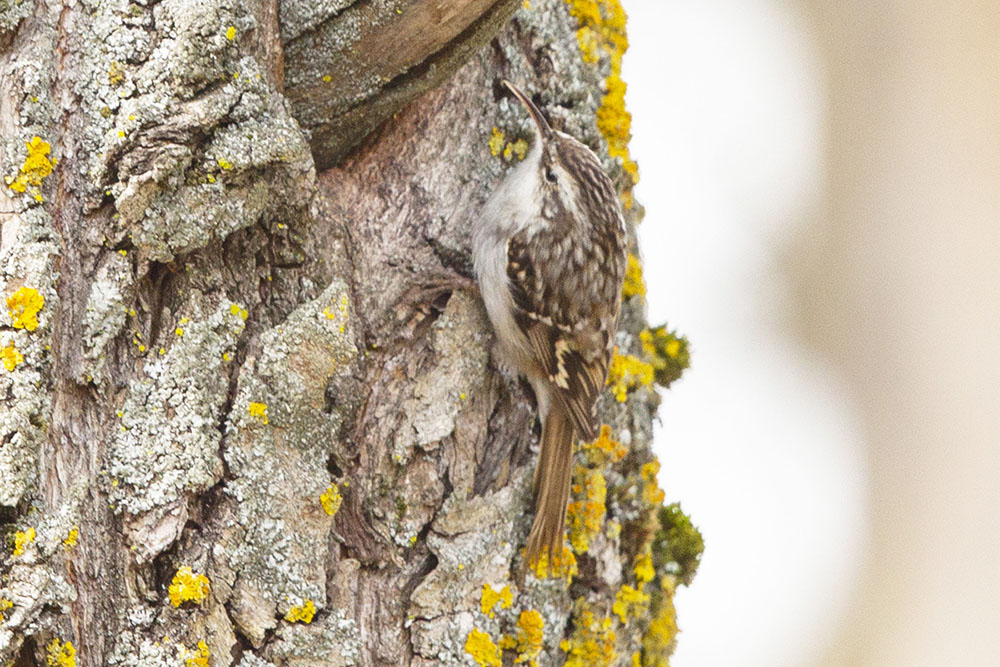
[651,503,703,587]
[640,325,690,389]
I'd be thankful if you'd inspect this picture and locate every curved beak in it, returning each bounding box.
[503,80,552,140]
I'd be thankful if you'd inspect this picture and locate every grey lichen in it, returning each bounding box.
[223,279,357,640]
[278,0,356,44]
[501,0,614,173]
[0,376,44,506]
[281,6,371,95]
[1,8,67,656]
[106,297,247,558]
[71,0,314,261]
[0,208,60,508]
[0,0,30,36]
[263,609,360,666]
[106,634,187,667]
[403,292,490,453]
[408,485,541,664]
[113,60,314,261]
[141,0,244,96]
[81,250,134,383]
[0,508,79,651]
[236,653,278,667]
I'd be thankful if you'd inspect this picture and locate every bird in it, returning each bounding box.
[473,80,627,569]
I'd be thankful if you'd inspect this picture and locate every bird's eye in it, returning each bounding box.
[544,167,557,183]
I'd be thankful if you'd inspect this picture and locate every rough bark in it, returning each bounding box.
[0,0,698,665]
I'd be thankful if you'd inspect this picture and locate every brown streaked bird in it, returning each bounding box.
[473,80,627,568]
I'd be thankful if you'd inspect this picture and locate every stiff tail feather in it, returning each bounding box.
[525,408,575,571]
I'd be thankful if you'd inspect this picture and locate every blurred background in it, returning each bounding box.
[621,1,1000,665]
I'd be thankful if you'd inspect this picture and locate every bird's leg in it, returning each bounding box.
[417,270,479,299]
[393,270,479,342]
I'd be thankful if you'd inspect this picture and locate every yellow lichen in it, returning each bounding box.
[566,467,606,553]
[514,609,544,665]
[0,597,12,623]
[612,584,649,624]
[108,61,125,85]
[184,640,210,667]
[64,527,79,548]
[217,158,233,170]
[639,326,690,389]
[622,253,646,300]
[563,0,639,206]
[561,601,617,667]
[582,424,627,466]
[633,549,654,584]
[576,26,600,64]
[465,628,502,667]
[6,136,54,202]
[284,599,316,623]
[620,189,635,211]
[12,527,34,556]
[641,459,665,505]
[225,25,236,40]
[489,127,506,157]
[502,138,529,161]
[606,348,654,402]
[528,544,577,582]
[168,566,210,607]
[546,431,613,573]
[2,341,23,371]
[597,72,639,185]
[46,639,76,667]
[248,402,269,425]
[564,0,602,25]
[512,139,529,160]
[480,583,513,618]
[322,293,350,332]
[320,484,342,516]
[641,576,679,667]
[7,287,44,331]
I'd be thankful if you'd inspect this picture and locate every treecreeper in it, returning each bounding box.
[473,80,628,569]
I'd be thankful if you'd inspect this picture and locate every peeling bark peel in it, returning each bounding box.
[281,0,523,169]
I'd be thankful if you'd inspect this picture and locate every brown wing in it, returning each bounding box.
[507,231,619,442]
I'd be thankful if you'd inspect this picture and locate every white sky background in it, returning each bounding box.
[621,2,868,665]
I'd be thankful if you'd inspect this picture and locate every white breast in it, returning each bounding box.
[472,142,546,378]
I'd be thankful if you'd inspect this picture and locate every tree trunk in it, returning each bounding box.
[0,0,699,665]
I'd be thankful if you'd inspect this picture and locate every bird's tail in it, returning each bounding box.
[525,407,575,573]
